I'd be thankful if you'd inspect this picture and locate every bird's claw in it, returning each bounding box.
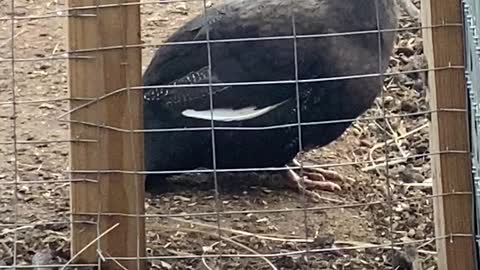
[287,169,342,193]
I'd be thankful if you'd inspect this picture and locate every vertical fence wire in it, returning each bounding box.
[375,0,396,255]
[289,3,312,265]
[8,0,19,267]
[202,0,224,266]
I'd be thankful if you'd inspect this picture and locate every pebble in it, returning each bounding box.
[400,99,418,113]
[32,249,54,270]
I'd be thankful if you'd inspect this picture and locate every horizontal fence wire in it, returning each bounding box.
[0,25,461,63]
[0,234,470,269]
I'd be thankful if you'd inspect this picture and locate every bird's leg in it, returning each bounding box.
[286,167,341,192]
[285,158,355,194]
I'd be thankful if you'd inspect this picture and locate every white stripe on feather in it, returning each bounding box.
[181,100,288,122]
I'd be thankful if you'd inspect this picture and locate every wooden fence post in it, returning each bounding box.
[421,0,475,269]
[67,1,145,269]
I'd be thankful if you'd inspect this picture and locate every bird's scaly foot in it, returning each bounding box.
[286,158,355,201]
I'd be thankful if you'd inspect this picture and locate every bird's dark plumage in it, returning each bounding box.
[143,0,398,191]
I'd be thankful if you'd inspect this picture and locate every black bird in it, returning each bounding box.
[143,0,398,197]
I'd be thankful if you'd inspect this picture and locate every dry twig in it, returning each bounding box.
[60,223,120,270]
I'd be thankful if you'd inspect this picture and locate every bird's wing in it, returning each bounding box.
[142,2,286,88]
[143,3,296,122]
[144,65,292,123]
[142,5,229,88]
[143,66,227,104]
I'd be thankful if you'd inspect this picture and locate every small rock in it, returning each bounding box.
[39,103,55,109]
[261,188,272,194]
[32,249,54,270]
[415,143,428,154]
[153,260,172,269]
[396,46,415,57]
[311,234,335,249]
[256,217,269,223]
[415,230,425,239]
[383,95,395,107]
[412,79,425,92]
[36,62,52,70]
[18,185,29,194]
[172,2,188,14]
[399,165,424,183]
[400,99,418,113]
[391,244,417,270]
[406,215,417,227]
[6,9,27,16]
[173,195,191,202]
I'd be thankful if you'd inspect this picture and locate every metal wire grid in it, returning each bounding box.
[0,0,472,268]
[464,0,480,267]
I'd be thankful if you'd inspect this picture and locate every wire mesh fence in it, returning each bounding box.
[464,0,480,266]
[0,0,476,269]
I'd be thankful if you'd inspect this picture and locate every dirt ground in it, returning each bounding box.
[0,0,436,269]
